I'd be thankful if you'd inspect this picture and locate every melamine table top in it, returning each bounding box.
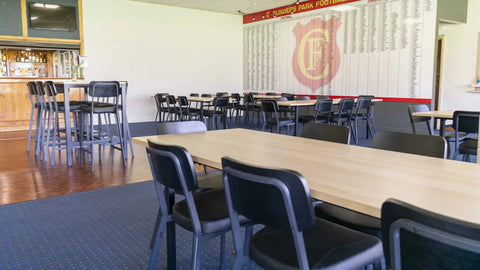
[412,110,454,119]
[133,128,480,225]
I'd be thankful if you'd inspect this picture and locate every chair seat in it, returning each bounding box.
[249,218,383,270]
[444,132,468,142]
[266,117,295,126]
[173,188,249,234]
[459,138,478,155]
[315,203,381,239]
[197,172,224,189]
[80,105,116,113]
[203,110,224,117]
[59,104,82,111]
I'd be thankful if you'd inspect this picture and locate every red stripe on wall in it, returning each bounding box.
[243,0,361,24]
[295,94,432,103]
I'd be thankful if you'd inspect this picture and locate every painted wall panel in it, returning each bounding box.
[244,0,438,100]
[0,0,22,36]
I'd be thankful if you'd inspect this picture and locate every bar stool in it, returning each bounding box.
[43,81,83,165]
[79,81,125,171]
[26,82,40,153]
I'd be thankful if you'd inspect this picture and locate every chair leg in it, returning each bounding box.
[148,216,168,270]
[27,106,35,152]
[220,233,226,269]
[115,112,126,167]
[191,234,203,270]
[244,225,253,256]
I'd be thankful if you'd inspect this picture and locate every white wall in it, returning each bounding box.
[438,0,480,110]
[82,0,243,122]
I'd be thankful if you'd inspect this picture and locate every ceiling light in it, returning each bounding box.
[33,3,44,7]
[44,4,60,9]
[30,16,38,20]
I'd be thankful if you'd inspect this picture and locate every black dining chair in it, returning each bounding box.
[408,104,433,135]
[315,131,447,241]
[146,142,250,270]
[203,97,229,130]
[452,110,479,162]
[222,157,384,270]
[261,100,295,134]
[351,97,374,143]
[298,99,333,125]
[381,198,480,270]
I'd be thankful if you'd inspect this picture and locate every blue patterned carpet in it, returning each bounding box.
[0,181,261,269]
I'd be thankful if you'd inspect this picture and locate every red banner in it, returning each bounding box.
[243,0,361,24]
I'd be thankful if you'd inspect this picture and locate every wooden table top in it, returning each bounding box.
[412,110,454,119]
[133,128,480,225]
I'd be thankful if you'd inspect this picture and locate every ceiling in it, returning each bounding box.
[130,0,304,15]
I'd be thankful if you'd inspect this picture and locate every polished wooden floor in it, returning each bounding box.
[0,131,152,205]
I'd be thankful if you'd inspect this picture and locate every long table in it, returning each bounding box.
[134,128,480,269]
[134,128,480,224]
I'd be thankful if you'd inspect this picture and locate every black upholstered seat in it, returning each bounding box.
[173,188,248,234]
[250,221,382,269]
[381,199,480,270]
[222,157,383,270]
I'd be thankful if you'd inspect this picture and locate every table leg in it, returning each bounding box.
[439,119,446,137]
[64,86,73,166]
[294,106,299,136]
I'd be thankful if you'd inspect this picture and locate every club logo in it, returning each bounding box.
[292,17,341,92]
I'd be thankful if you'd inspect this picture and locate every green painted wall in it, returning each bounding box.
[0,0,22,36]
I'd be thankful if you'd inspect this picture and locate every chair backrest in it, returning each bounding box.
[281,93,295,100]
[222,157,315,231]
[381,198,480,270]
[243,94,255,104]
[231,93,241,102]
[146,141,198,192]
[261,100,279,114]
[453,111,479,134]
[177,96,189,107]
[88,81,120,98]
[358,95,375,99]
[216,92,228,97]
[165,95,176,106]
[316,95,329,100]
[212,96,229,107]
[338,98,355,118]
[154,93,165,110]
[354,97,372,116]
[408,104,431,123]
[157,121,207,135]
[295,96,310,100]
[249,92,258,95]
[314,99,333,123]
[300,123,350,144]
[189,93,199,97]
[27,81,39,106]
[44,81,61,111]
[201,93,212,97]
[266,92,277,96]
[371,131,447,158]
